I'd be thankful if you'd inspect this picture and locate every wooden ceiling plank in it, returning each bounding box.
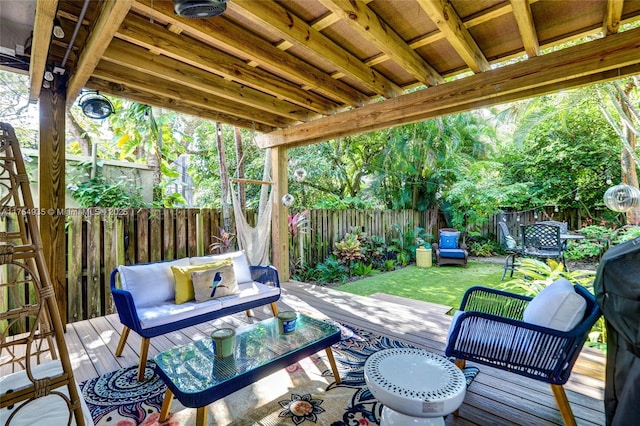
[132,0,369,107]
[603,0,624,35]
[117,13,338,115]
[86,77,274,132]
[510,0,540,57]
[417,0,490,73]
[256,26,640,147]
[92,61,296,128]
[318,0,444,86]
[103,39,317,123]
[66,0,133,102]
[29,0,59,101]
[229,0,403,98]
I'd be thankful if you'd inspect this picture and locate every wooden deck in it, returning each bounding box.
[64,281,606,425]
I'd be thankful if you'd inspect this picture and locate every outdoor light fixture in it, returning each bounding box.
[173,0,227,18]
[604,184,640,212]
[53,18,65,39]
[44,69,54,82]
[78,91,114,120]
[282,194,295,207]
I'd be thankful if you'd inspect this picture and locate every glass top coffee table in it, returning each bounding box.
[154,313,342,426]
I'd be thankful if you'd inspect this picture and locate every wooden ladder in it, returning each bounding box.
[0,122,86,425]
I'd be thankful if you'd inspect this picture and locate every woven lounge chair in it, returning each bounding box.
[446,284,601,426]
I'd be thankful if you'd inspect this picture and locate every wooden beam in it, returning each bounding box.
[318,0,444,86]
[102,39,316,123]
[603,0,624,35]
[132,0,369,107]
[38,83,66,324]
[417,0,490,73]
[86,77,276,133]
[270,147,289,281]
[256,26,640,148]
[117,13,339,115]
[510,0,540,57]
[229,0,403,98]
[29,0,58,102]
[66,0,132,102]
[92,61,293,128]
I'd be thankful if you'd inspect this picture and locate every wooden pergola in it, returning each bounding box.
[3,0,640,318]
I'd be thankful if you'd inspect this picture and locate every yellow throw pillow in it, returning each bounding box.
[191,262,238,302]
[171,259,232,304]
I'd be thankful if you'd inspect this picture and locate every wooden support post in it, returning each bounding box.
[271,147,289,281]
[38,84,67,326]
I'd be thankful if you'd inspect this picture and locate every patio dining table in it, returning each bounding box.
[560,233,586,241]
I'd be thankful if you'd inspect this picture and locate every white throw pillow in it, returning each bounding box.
[190,250,253,284]
[523,278,587,332]
[118,258,191,307]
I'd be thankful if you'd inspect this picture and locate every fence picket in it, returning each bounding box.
[163,209,175,260]
[149,209,162,262]
[86,214,101,319]
[136,209,150,264]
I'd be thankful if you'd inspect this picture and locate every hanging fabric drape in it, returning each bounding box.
[230,182,273,266]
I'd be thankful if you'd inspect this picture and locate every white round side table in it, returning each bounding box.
[364,348,466,426]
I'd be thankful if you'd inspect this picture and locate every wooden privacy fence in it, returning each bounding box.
[64,208,250,324]
[300,209,440,266]
[1,206,585,329]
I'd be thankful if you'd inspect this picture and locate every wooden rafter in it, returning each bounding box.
[102,39,316,123]
[66,0,133,101]
[417,0,490,73]
[510,0,540,57]
[29,0,58,101]
[228,0,403,99]
[92,61,294,128]
[256,25,640,148]
[132,0,369,107]
[318,0,444,86]
[86,77,275,132]
[603,0,624,35]
[116,13,338,115]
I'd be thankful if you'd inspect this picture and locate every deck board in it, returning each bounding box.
[63,281,606,425]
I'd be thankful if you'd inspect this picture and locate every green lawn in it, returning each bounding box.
[336,261,505,312]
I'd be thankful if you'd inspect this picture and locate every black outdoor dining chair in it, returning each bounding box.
[520,223,565,267]
[498,221,522,280]
[538,220,569,249]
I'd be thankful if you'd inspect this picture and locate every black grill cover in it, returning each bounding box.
[593,237,640,425]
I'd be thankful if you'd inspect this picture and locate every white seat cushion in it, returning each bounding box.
[136,298,223,329]
[118,258,191,308]
[135,281,279,329]
[216,281,281,309]
[523,278,587,332]
[0,360,94,426]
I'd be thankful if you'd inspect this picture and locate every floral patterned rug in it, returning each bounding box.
[81,322,478,426]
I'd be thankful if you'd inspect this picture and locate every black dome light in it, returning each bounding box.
[173,0,227,18]
[78,91,114,120]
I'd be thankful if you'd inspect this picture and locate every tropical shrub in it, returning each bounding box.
[388,222,430,263]
[314,255,349,284]
[350,261,380,277]
[334,233,365,264]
